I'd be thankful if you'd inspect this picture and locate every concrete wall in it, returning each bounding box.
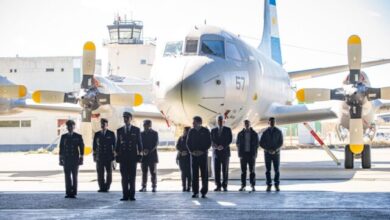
[105,44,155,79]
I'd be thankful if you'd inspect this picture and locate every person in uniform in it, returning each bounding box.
[176,126,191,192]
[211,115,232,192]
[186,116,211,198]
[236,120,259,192]
[260,117,283,192]
[59,120,84,198]
[139,119,159,193]
[115,112,143,201]
[93,118,115,192]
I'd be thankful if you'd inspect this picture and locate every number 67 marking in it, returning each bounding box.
[236,76,245,91]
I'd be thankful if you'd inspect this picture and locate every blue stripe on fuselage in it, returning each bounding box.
[271,37,282,65]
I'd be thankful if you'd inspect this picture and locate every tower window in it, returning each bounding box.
[9,69,13,73]
[61,68,64,72]
[46,68,54,72]
[140,59,146,65]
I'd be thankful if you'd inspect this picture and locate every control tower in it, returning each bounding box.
[104,16,156,80]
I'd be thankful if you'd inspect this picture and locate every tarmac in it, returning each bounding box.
[1,148,390,219]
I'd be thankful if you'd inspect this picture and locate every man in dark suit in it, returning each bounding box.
[211,115,232,192]
[93,118,115,192]
[139,119,159,193]
[236,120,259,192]
[187,116,211,198]
[115,112,143,201]
[59,120,84,198]
[260,117,283,192]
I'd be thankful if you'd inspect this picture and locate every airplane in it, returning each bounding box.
[149,0,390,169]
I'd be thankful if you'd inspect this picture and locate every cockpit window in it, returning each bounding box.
[201,40,225,58]
[226,42,242,61]
[163,41,183,57]
[185,40,198,54]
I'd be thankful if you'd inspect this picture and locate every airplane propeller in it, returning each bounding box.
[296,35,390,159]
[0,85,27,99]
[31,42,143,155]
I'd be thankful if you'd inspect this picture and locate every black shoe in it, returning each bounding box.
[65,195,71,198]
[275,185,280,192]
[238,186,246,192]
[186,187,191,192]
[182,187,186,192]
[69,195,76,199]
[192,194,199,198]
[266,186,272,192]
[152,187,156,193]
[98,189,104,193]
[201,194,206,198]
[120,197,129,201]
[214,187,221,192]
[139,187,146,192]
[251,186,256,192]
[223,187,228,192]
[130,197,136,201]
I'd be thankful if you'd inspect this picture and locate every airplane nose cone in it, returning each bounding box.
[181,57,226,123]
[152,56,225,125]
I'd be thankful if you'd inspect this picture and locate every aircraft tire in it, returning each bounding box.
[345,145,354,169]
[361,144,371,169]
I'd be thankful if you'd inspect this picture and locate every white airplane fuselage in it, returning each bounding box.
[151,26,293,129]
[151,26,377,133]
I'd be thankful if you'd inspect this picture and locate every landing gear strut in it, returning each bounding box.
[344,144,371,169]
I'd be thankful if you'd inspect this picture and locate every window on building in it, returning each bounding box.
[21,120,31,127]
[201,40,225,58]
[46,68,55,72]
[73,68,81,83]
[185,40,198,54]
[0,120,20,127]
[61,68,64,72]
[9,69,13,73]
[14,69,17,73]
[140,59,146,65]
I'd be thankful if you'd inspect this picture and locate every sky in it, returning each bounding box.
[0,0,390,89]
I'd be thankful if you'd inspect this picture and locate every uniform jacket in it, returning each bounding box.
[59,132,84,163]
[236,128,259,158]
[141,129,159,164]
[93,129,115,162]
[176,135,190,160]
[186,127,211,155]
[211,126,232,158]
[115,125,143,163]
[260,127,283,153]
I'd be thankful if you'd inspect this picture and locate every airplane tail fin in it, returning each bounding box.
[258,0,283,65]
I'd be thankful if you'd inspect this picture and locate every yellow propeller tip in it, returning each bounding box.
[350,144,364,154]
[296,89,305,102]
[32,91,41,103]
[83,41,96,51]
[18,85,27,98]
[348,35,361,45]
[84,146,93,155]
[134,93,143,106]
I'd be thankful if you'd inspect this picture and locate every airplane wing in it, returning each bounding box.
[288,59,390,80]
[260,103,339,125]
[372,99,390,114]
[17,99,82,112]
